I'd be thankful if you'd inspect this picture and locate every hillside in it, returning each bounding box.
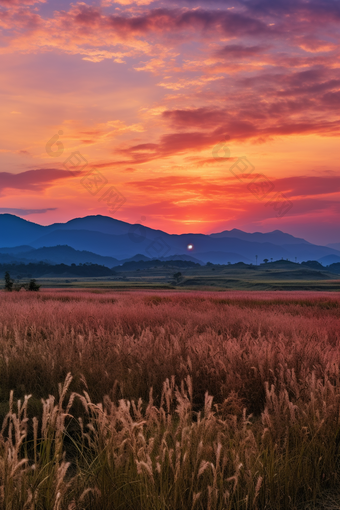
[0,245,119,266]
[1,214,340,265]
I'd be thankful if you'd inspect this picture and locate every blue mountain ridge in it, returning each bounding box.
[0,214,339,265]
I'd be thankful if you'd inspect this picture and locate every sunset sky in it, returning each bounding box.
[1,0,340,245]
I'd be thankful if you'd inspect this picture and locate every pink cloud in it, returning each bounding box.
[215,44,270,59]
[0,169,80,193]
[0,0,45,5]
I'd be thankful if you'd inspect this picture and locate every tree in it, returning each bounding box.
[27,279,41,292]
[255,255,258,265]
[4,271,13,292]
[270,258,273,263]
[263,258,269,264]
[173,272,182,280]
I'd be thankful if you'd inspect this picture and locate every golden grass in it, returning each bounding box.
[0,289,340,509]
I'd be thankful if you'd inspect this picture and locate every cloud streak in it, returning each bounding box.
[0,207,56,215]
[0,169,79,193]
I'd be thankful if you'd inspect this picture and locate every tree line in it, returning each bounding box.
[4,271,40,292]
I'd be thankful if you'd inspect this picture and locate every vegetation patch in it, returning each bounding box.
[0,290,339,508]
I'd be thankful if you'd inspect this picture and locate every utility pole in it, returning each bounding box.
[255,255,258,266]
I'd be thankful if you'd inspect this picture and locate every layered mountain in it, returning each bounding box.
[327,243,340,252]
[0,245,119,266]
[210,228,309,245]
[1,214,340,265]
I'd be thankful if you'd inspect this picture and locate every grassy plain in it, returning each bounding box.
[0,289,340,509]
[2,260,339,291]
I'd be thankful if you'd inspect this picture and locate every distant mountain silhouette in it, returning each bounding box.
[1,214,340,265]
[159,254,203,264]
[318,254,340,265]
[327,263,340,275]
[112,259,200,271]
[0,245,120,266]
[327,243,340,252]
[187,251,251,264]
[0,262,115,278]
[118,253,151,264]
[0,214,44,246]
[210,228,309,245]
[0,245,33,254]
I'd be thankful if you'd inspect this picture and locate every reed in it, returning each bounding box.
[0,289,339,509]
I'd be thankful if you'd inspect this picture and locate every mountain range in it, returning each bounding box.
[0,213,340,266]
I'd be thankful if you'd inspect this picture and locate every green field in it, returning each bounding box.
[2,260,339,291]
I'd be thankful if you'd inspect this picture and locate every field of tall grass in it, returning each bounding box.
[0,289,340,509]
